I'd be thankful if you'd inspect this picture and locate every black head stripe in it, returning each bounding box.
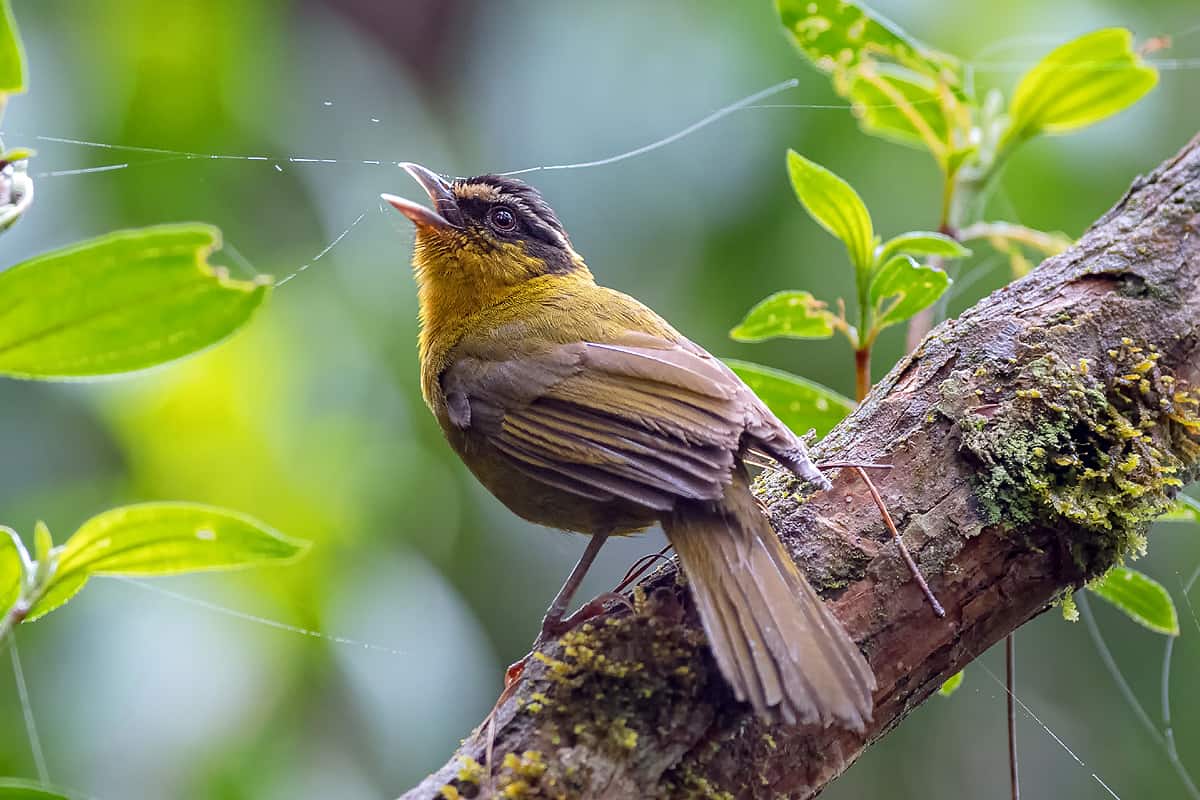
[458,174,570,248]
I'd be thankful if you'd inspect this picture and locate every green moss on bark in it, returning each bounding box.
[941,339,1200,576]
[527,612,708,752]
[438,606,713,799]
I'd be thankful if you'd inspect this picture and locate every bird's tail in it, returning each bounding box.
[663,467,875,730]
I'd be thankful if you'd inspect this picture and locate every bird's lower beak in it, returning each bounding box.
[382,163,463,231]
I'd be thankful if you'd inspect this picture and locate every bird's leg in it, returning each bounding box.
[538,531,611,638]
[480,533,613,776]
[501,531,616,691]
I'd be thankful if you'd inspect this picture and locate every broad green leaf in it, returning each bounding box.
[1003,29,1157,148]
[847,67,950,151]
[776,0,959,94]
[877,231,971,264]
[787,150,875,271]
[1160,495,1200,524]
[1089,566,1179,636]
[869,254,950,329]
[0,781,70,800]
[726,359,854,437]
[938,670,964,697]
[0,0,25,95]
[0,527,22,612]
[26,503,308,621]
[730,291,835,343]
[0,224,271,379]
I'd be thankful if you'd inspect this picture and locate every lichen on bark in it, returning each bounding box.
[942,330,1200,577]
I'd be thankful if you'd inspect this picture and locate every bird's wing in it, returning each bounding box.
[442,331,753,512]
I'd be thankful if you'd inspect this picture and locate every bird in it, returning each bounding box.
[383,164,876,730]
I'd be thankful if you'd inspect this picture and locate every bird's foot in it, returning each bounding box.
[536,591,633,646]
[494,592,638,695]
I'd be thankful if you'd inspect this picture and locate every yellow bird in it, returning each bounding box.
[384,165,875,729]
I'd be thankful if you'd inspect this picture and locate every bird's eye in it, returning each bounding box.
[488,206,517,232]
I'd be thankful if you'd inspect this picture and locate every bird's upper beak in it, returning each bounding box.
[382,163,463,230]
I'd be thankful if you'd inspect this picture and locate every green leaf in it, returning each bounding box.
[0,224,271,380]
[1003,28,1157,148]
[877,231,971,264]
[0,146,32,164]
[0,780,70,800]
[846,66,950,151]
[938,670,964,697]
[1089,566,1179,636]
[0,0,25,96]
[725,359,854,437]
[25,573,85,624]
[0,527,23,612]
[1160,495,1200,524]
[869,254,950,329]
[946,145,979,177]
[25,503,309,621]
[730,291,835,343]
[787,150,875,271]
[32,521,51,565]
[776,0,959,93]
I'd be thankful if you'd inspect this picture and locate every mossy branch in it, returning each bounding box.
[401,132,1200,800]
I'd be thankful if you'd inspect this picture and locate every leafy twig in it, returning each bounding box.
[958,221,1073,255]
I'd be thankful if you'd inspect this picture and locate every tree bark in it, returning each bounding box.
[402,134,1200,800]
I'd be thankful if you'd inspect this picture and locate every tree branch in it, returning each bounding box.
[402,133,1200,800]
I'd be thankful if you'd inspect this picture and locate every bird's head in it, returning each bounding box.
[384,165,588,296]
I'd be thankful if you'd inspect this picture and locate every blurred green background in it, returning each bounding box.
[1,1,1198,798]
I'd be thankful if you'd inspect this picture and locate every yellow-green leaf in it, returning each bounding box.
[25,503,308,621]
[869,254,950,329]
[0,146,32,163]
[726,359,853,437]
[1089,566,1179,637]
[847,67,950,151]
[877,231,971,264]
[26,573,85,624]
[0,224,271,380]
[776,0,959,94]
[0,0,25,96]
[938,670,964,697]
[1003,28,1157,149]
[787,150,875,271]
[32,520,51,565]
[730,291,835,343]
[0,527,22,612]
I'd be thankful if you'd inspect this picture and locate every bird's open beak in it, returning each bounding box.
[381,163,462,231]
